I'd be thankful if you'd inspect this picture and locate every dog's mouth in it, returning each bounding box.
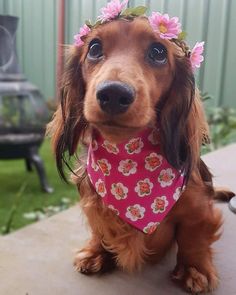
[89,120,146,143]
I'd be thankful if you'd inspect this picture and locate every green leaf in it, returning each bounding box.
[178,31,187,41]
[85,20,93,28]
[121,7,134,16]
[94,20,102,28]
[131,6,147,16]
[121,6,147,17]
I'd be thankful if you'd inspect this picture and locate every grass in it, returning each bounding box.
[0,139,77,234]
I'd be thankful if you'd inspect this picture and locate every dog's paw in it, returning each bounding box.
[74,249,115,275]
[172,265,219,294]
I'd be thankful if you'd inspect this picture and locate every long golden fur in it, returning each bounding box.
[47,17,233,293]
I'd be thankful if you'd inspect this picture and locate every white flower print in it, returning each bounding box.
[118,159,137,176]
[125,137,144,154]
[125,204,145,221]
[91,157,99,171]
[143,222,160,234]
[97,158,111,176]
[134,178,153,197]
[158,168,175,187]
[111,182,128,200]
[148,129,160,145]
[102,140,119,154]
[173,187,182,201]
[95,179,107,197]
[145,152,163,171]
[108,205,120,215]
[151,196,169,214]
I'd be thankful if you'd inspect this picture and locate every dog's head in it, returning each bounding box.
[48,17,207,181]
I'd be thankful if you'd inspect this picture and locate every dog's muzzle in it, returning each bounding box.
[96,81,135,115]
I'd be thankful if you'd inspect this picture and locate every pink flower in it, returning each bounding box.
[98,0,128,23]
[190,42,204,70]
[148,12,181,39]
[74,24,91,47]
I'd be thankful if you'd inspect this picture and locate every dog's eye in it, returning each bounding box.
[87,39,103,60]
[148,43,167,65]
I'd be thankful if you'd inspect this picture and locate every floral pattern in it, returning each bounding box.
[143,222,160,234]
[151,196,169,214]
[87,128,185,234]
[97,159,111,176]
[148,129,160,145]
[125,204,145,221]
[102,140,119,154]
[158,168,175,187]
[111,182,128,200]
[108,204,120,215]
[145,153,163,171]
[173,187,182,201]
[95,179,107,197]
[118,159,137,176]
[135,178,153,197]
[125,137,144,154]
[91,157,99,171]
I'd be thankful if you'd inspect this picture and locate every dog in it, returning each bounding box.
[47,10,234,294]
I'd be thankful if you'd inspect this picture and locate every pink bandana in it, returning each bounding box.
[87,128,185,234]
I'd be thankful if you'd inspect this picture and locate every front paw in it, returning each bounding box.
[74,249,115,274]
[172,265,219,294]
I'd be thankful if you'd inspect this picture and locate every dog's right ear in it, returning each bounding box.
[47,46,87,181]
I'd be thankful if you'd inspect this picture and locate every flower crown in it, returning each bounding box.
[74,0,204,71]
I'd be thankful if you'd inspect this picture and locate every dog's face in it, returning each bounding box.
[81,17,174,141]
[49,16,207,180]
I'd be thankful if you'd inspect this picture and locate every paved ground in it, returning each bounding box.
[0,144,235,295]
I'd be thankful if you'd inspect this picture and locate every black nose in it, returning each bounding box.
[96,81,135,115]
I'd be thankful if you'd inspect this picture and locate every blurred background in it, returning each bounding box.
[0,0,235,234]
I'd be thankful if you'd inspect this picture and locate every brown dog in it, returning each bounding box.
[48,17,231,293]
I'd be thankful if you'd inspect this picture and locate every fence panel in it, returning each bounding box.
[0,0,235,107]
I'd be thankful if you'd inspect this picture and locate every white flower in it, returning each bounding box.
[111,182,128,200]
[125,137,144,154]
[134,178,153,197]
[102,140,119,154]
[145,153,163,172]
[118,159,137,176]
[95,179,107,197]
[97,158,112,176]
[143,222,160,234]
[151,196,169,214]
[108,205,120,215]
[125,204,145,221]
[148,129,160,145]
[158,168,175,187]
[173,187,182,201]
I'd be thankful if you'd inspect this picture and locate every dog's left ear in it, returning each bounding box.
[157,56,208,179]
[47,46,87,181]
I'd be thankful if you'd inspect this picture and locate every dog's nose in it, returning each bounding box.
[96,81,135,115]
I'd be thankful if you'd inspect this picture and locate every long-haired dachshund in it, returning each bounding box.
[47,4,234,293]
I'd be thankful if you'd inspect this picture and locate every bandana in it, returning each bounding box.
[87,128,185,234]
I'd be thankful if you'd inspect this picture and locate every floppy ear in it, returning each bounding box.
[47,46,87,181]
[157,55,208,180]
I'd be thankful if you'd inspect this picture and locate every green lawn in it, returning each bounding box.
[0,139,78,234]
